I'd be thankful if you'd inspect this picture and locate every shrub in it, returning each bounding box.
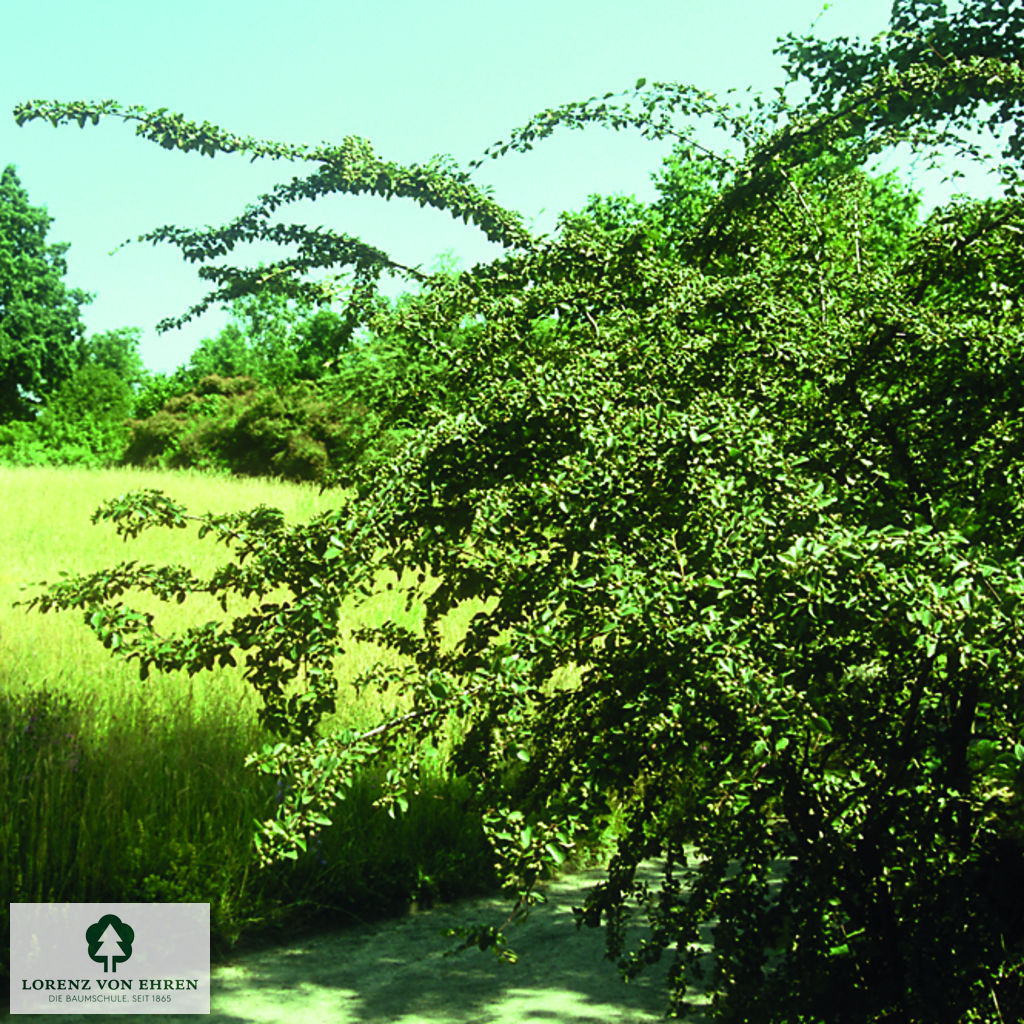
[122,374,398,482]
[0,365,133,468]
[38,365,134,460]
[19,2,1024,1018]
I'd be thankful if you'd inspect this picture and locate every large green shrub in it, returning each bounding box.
[122,373,398,482]
[19,1,1024,1019]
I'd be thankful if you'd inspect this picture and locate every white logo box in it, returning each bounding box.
[10,903,209,1015]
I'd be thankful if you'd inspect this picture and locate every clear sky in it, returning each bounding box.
[1,0,997,374]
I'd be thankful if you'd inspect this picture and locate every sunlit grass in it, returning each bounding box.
[0,465,496,976]
[1,466,335,709]
[0,464,467,724]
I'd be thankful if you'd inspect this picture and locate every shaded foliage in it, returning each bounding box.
[122,373,394,482]
[125,284,484,483]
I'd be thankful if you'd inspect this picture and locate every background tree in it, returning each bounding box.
[0,164,89,422]
[186,326,254,382]
[81,326,146,389]
[182,290,354,387]
[0,323,149,467]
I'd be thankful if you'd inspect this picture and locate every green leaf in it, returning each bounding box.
[544,843,566,864]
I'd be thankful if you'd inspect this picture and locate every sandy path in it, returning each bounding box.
[10,864,712,1023]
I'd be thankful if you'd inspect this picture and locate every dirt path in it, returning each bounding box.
[13,865,712,1023]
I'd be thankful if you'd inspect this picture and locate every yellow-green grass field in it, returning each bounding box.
[0,465,496,980]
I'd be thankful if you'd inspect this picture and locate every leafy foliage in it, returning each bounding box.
[17,1,1024,1019]
[185,290,357,387]
[776,0,1024,171]
[38,364,134,457]
[0,165,90,422]
[0,325,146,467]
[124,285,479,483]
[81,326,146,387]
[122,373,392,482]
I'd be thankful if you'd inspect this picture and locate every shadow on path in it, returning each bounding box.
[10,864,712,1023]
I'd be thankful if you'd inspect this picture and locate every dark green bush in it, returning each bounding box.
[122,374,401,482]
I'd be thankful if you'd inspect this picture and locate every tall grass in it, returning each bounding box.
[0,466,496,981]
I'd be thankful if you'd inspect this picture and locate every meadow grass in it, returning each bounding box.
[0,465,497,978]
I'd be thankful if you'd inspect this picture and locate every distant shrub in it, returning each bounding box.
[123,374,400,482]
[0,421,51,467]
[40,365,133,454]
[0,366,133,468]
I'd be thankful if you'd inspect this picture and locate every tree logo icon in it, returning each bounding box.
[85,914,134,973]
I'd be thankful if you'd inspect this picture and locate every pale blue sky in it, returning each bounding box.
[1,0,996,373]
